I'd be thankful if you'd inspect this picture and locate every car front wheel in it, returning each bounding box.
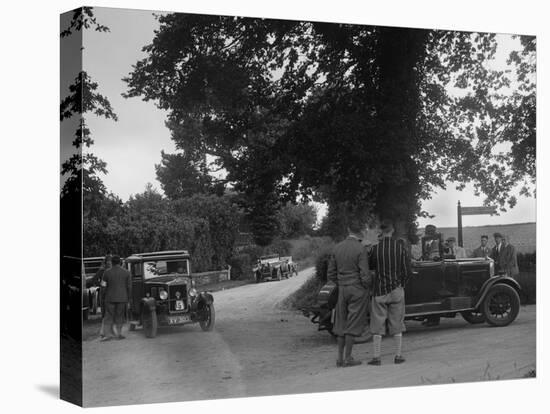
[461,310,485,324]
[200,304,215,331]
[482,284,520,327]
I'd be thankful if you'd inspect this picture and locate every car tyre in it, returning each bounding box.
[461,310,485,324]
[142,309,158,338]
[482,284,520,327]
[200,304,215,331]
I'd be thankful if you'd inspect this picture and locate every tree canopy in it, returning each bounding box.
[124,14,535,242]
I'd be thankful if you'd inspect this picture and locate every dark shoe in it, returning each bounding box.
[343,358,362,367]
[336,360,343,368]
[394,355,406,364]
[117,335,126,340]
[367,357,381,366]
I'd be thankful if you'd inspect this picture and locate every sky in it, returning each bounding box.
[66,7,536,228]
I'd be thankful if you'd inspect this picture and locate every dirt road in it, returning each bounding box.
[82,268,536,407]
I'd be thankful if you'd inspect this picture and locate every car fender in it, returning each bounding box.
[199,292,214,305]
[474,275,522,309]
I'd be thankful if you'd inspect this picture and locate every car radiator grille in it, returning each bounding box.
[169,286,188,312]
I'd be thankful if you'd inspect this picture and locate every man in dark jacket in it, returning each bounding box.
[472,235,491,258]
[94,255,112,339]
[368,219,410,365]
[101,255,131,341]
[327,218,371,367]
[491,232,506,272]
[501,236,520,278]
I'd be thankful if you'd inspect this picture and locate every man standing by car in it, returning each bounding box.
[472,235,491,258]
[368,219,410,365]
[491,232,505,273]
[101,255,131,341]
[501,236,520,278]
[327,218,371,367]
[94,255,112,339]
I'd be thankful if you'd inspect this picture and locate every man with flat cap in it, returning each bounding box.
[101,255,131,341]
[491,232,505,273]
[368,218,411,365]
[492,234,519,278]
[327,217,371,367]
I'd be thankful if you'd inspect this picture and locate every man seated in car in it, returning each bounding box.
[421,224,443,261]
[445,236,467,259]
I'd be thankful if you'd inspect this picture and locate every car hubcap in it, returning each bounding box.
[489,293,512,319]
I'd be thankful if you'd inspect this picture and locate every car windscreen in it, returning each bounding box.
[143,259,189,279]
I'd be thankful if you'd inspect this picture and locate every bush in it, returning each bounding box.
[228,253,253,280]
[517,252,536,271]
[239,245,264,262]
[280,275,324,310]
[265,239,292,256]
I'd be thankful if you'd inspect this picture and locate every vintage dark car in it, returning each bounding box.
[125,250,215,338]
[303,233,521,336]
[83,256,104,315]
[253,254,297,283]
[61,255,90,321]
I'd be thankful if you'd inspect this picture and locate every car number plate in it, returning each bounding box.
[175,300,185,310]
[168,314,190,325]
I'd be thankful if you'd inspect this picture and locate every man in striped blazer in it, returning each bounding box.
[367,219,411,365]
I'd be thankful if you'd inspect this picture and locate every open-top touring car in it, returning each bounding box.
[302,232,521,336]
[253,254,298,283]
[126,250,215,338]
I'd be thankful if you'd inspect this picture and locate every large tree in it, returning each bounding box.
[60,7,118,221]
[124,14,535,242]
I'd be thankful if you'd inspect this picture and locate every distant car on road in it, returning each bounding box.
[303,235,521,336]
[253,254,298,283]
[125,250,215,338]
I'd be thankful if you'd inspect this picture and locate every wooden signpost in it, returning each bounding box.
[457,201,497,247]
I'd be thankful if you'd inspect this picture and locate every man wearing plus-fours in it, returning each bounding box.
[327,218,372,368]
[368,219,411,365]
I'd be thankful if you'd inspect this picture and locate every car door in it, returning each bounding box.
[406,260,445,305]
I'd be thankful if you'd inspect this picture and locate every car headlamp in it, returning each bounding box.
[489,260,495,277]
[159,289,168,300]
[189,288,198,298]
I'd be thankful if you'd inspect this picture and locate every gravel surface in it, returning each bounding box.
[82,268,536,407]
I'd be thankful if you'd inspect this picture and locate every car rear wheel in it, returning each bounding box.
[461,310,485,324]
[142,309,158,338]
[482,284,520,327]
[200,304,215,331]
